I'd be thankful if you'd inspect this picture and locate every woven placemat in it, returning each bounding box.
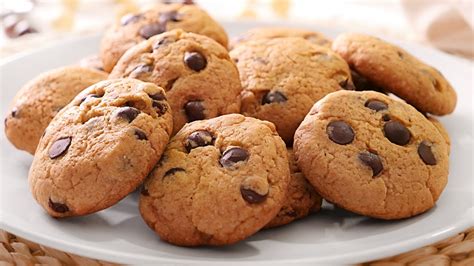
[1,227,473,265]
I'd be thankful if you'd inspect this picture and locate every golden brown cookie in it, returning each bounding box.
[29,79,173,217]
[100,3,228,72]
[265,148,322,229]
[230,37,353,144]
[294,90,449,220]
[4,66,107,155]
[332,33,457,115]
[229,27,331,50]
[139,114,289,246]
[109,29,242,135]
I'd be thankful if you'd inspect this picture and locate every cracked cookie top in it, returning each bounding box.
[28,78,173,217]
[230,37,353,144]
[100,3,228,72]
[109,29,242,135]
[139,114,289,246]
[294,90,449,220]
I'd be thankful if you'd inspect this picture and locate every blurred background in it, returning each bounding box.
[0,0,473,59]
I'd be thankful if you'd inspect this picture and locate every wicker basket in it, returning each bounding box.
[1,227,473,265]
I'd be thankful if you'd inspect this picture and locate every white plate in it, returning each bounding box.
[1,22,473,265]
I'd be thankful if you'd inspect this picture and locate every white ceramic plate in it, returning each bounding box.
[0,22,473,265]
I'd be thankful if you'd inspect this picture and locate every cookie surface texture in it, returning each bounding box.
[139,114,289,246]
[109,29,241,134]
[230,37,353,143]
[294,90,449,219]
[100,3,228,72]
[28,78,173,217]
[4,66,107,154]
[332,33,457,115]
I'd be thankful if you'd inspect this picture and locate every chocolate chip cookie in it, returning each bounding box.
[109,29,242,135]
[100,2,228,72]
[265,148,322,229]
[29,79,173,217]
[229,27,332,50]
[139,114,289,246]
[294,90,449,220]
[332,33,457,115]
[4,66,107,155]
[230,37,353,144]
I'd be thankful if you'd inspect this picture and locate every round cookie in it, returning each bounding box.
[139,114,289,246]
[109,29,242,135]
[265,148,322,229]
[230,37,353,144]
[229,27,331,50]
[4,66,107,155]
[79,54,105,72]
[100,2,228,72]
[294,90,449,220]
[332,33,457,115]
[29,79,173,217]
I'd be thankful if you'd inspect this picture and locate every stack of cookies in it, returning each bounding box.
[3,1,456,247]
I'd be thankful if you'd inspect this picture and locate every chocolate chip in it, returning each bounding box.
[383,121,411,145]
[131,64,153,76]
[382,114,391,121]
[220,147,249,168]
[326,121,355,145]
[358,151,383,177]
[141,188,149,196]
[139,23,165,39]
[116,107,140,122]
[134,129,147,140]
[184,52,207,71]
[351,69,385,92]
[365,100,388,111]
[184,101,205,122]
[48,137,72,159]
[185,130,213,152]
[240,187,266,203]
[153,37,172,49]
[262,91,287,105]
[149,91,167,101]
[48,198,69,213]
[120,14,142,26]
[418,141,437,165]
[286,210,298,217]
[79,93,101,104]
[183,0,194,4]
[164,168,185,176]
[339,78,355,90]
[397,51,404,59]
[11,108,18,118]
[152,101,168,115]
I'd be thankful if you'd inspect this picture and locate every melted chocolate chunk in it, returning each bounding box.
[48,137,72,159]
[326,121,355,145]
[262,91,287,105]
[383,121,411,145]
